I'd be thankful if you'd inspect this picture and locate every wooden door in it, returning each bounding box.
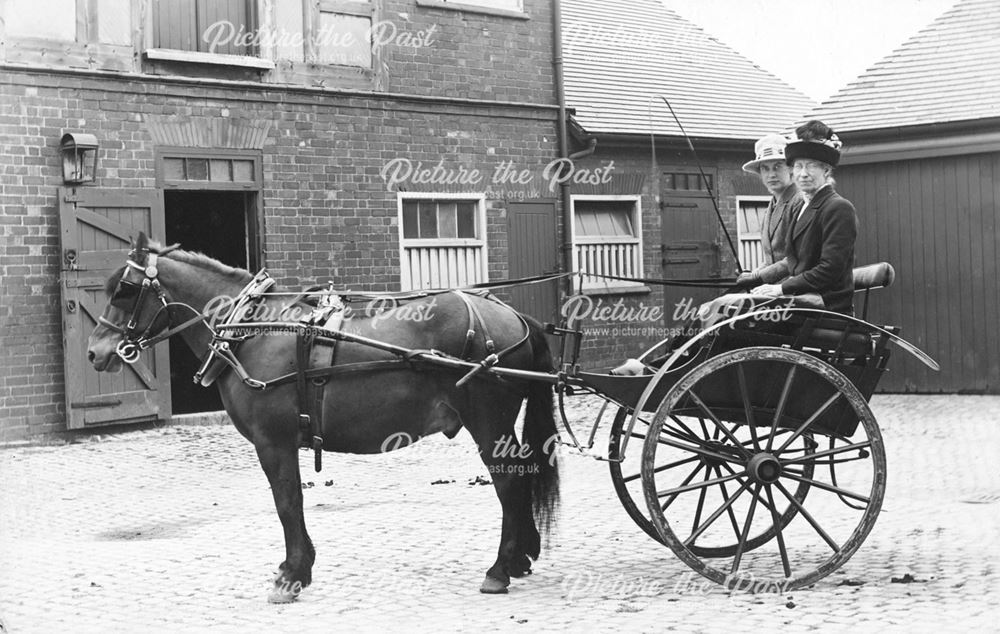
[660,169,723,317]
[59,187,171,429]
[506,201,560,325]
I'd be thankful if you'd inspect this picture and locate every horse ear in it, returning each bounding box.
[135,232,149,249]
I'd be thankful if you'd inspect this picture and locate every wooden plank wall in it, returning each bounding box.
[836,152,1000,393]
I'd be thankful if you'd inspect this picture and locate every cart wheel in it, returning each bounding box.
[610,406,813,555]
[641,347,885,591]
[609,406,664,544]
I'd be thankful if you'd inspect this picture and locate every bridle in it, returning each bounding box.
[99,248,210,364]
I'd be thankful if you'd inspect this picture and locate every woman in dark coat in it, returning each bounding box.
[751,120,858,314]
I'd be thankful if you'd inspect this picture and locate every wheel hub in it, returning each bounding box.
[746,453,782,484]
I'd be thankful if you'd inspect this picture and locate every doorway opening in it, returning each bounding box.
[165,190,253,414]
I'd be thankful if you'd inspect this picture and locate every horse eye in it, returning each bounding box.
[110,281,139,308]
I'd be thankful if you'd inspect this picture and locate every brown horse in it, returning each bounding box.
[86,233,560,602]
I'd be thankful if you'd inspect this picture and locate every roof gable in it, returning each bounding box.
[562,0,817,140]
[807,0,999,132]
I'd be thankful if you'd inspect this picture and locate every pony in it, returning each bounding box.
[86,233,560,602]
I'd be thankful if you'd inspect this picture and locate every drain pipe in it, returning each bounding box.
[553,0,574,299]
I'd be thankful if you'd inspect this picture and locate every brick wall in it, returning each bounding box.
[0,67,559,440]
[383,0,555,103]
[564,143,767,370]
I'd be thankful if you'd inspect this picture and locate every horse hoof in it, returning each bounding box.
[479,576,510,594]
[268,587,301,604]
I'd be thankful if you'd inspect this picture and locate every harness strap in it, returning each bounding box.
[296,330,314,459]
[308,338,336,472]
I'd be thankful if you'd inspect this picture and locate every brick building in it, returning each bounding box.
[560,0,816,367]
[0,0,564,440]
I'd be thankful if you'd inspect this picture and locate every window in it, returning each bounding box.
[316,1,374,68]
[156,149,261,190]
[152,0,258,56]
[399,195,487,290]
[736,197,771,272]
[438,0,522,10]
[6,0,131,45]
[572,196,643,290]
[271,0,375,68]
[663,171,713,192]
[416,0,525,17]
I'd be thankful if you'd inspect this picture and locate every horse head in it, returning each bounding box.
[87,232,175,372]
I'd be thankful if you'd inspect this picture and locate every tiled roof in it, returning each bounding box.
[808,0,1000,132]
[562,0,817,140]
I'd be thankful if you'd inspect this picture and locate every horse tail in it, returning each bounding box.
[520,315,560,537]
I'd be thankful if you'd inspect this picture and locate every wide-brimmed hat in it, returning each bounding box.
[742,134,790,173]
[785,121,842,167]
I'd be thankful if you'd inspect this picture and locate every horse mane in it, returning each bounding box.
[105,238,253,296]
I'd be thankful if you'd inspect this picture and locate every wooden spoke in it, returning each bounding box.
[686,389,746,449]
[732,483,763,573]
[653,434,746,467]
[782,440,872,465]
[660,462,706,510]
[669,414,700,441]
[775,392,843,453]
[736,364,761,451]
[774,480,840,552]
[622,454,700,484]
[713,465,743,545]
[683,479,752,547]
[765,484,792,578]
[691,466,712,539]
[780,472,871,505]
[657,470,743,500]
[766,365,797,452]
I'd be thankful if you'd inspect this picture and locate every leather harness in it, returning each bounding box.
[104,252,533,474]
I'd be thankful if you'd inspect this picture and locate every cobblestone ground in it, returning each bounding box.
[1,395,998,633]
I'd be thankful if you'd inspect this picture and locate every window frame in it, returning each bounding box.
[154,147,263,191]
[736,195,772,272]
[397,192,489,290]
[570,194,644,292]
[415,0,528,20]
[143,0,275,69]
[3,0,138,69]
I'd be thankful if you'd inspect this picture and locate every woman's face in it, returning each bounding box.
[792,159,830,195]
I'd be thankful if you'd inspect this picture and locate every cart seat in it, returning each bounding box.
[853,262,895,320]
[854,262,895,291]
[799,318,873,357]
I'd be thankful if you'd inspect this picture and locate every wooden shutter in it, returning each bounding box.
[59,187,171,429]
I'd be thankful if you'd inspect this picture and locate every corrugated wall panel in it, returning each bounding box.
[838,151,1000,392]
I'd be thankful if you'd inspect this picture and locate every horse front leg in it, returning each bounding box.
[255,440,315,603]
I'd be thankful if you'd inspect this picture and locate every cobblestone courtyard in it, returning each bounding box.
[1,395,998,632]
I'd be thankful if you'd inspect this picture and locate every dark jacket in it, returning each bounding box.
[755,184,802,283]
[762,183,800,264]
[780,185,858,314]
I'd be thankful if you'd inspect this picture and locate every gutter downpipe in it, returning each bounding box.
[553,0,574,300]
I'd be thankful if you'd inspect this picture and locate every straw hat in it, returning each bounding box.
[742,134,790,173]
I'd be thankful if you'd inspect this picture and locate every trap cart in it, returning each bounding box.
[555,262,938,592]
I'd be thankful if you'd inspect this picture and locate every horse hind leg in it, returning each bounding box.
[509,495,541,578]
[255,440,316,603]
[465,397,535,594]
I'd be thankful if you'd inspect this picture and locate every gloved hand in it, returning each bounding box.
[735,271,762,289]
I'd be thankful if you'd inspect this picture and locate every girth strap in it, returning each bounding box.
[296,330,330,472]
